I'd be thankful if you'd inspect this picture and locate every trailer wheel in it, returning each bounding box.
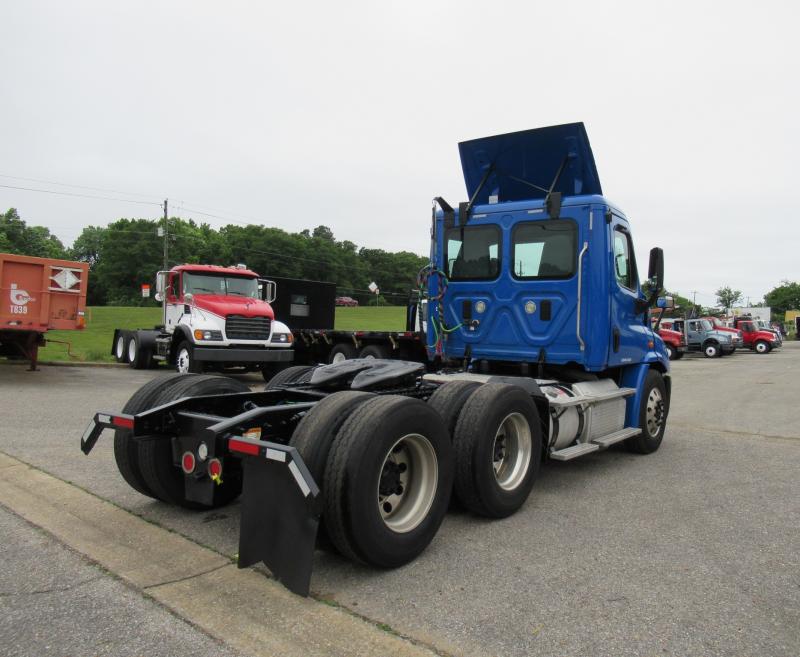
[754,340,770,354]
[175,341,204,373]
[114,333,128,363]
[452,383,541,518]
[427,381,481,440]
[323,396,453,567]
[265,365,314,389]
[359,344,391,360]
[328,342,358,364]
[138,375,251,508]
[703,342,719,358]
[113,373,191,499]
[127,334,152,369]
[625,369,668,454]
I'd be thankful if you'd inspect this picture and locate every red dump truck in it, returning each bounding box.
[0,252,89,369]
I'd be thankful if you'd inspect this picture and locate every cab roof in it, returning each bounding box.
[458,122,602,205]
[171,264,259,278]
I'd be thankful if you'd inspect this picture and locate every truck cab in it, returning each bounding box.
[153,264,294,373]
[733,318,779,353]
[670,318,734,357]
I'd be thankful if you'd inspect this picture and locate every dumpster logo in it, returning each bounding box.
[9,283,34,314]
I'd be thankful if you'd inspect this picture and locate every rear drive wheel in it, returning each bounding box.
[323,396,453,567]
[127,334,152,369]
[452,383,541,518]
[114,334,127,363]
[703,342,719,358]
[175,341,204,373]
[328,342,358,364]
[359,344,391,360]
[138,375,250,508]
[427,381,481,440]
[265,365,314,389]
[113,373,192,499]
[754,340,770,354]
[625,369,668,454]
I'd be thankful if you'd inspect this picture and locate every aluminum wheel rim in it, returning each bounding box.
[705,345,716,357]
[176,348,191,373]
[756,342,767,353]
[331,351,347,364]
[116,336,125,360]
[127,339,137,362]
[377,433,437,534]
[492,412,532,491]
[645,388,664,438]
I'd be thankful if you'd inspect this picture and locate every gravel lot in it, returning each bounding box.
[1,345,798,657]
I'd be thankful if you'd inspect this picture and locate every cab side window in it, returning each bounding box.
[612,228,635,290]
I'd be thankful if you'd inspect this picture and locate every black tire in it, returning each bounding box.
[452,383,542,518]
[113,373,192,498]
[138,375,250,508]
[328,342,358,364]
[427,381,481,440]
[625,369,668,454]
[703,341,719,358]
[114,333,128,363]
[265,365,314,389]
[323,395,453,567]
[673,350,684,360]
[665,344,675,360]
[754,340,770,354]
[174,340,204,373]
[127,334,151,370]
[359,344,391,360]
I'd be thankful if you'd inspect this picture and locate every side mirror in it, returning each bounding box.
[656,296,674,309]
[184,293,194,305]
[154,292,164,302]
[259,279,276,303]
[648,247,664,294]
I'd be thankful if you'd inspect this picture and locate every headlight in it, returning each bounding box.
[194,329,223,341]
[271,332,293,344]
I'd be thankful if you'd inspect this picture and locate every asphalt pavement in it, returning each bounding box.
[0,344,798,657]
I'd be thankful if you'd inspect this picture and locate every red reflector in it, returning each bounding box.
[181,452,195,474]
[208,458,222,478]
[229,439,260,456]
[112,416,134,429]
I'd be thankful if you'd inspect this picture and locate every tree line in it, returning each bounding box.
[1,208,427,306]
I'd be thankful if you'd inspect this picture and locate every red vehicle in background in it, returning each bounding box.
[703,317,743,352]
[657,326,685,360]
[335,296,359,307]
[731,317,779,353]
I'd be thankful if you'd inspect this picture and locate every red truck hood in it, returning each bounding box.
[658,328,685,344]
[191,295,274,319]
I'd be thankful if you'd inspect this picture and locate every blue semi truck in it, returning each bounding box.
[81,123,672,596]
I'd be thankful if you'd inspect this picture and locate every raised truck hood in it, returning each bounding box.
[192,295,274,319]
[458,122,602,205]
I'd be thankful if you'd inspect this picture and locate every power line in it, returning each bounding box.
[0,183,161,206]
[0,174,163,200]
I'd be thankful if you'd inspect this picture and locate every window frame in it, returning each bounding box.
[444,224,502,282]
[612,226,638,292]
[510,218,578,281]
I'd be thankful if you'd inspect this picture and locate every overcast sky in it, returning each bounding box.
[2,1,797,305]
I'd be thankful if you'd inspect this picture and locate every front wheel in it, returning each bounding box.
[703,342,719,358]
[175,341,204,373]
[665,344,675,360]
[625,370,668,454]
[754,340,770,354]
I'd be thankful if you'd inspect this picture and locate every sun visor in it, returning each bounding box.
[458,123,602,205]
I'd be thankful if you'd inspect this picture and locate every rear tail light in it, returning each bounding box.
[181,452,196,474]
[208,458,223,482]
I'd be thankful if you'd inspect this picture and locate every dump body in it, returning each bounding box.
[1,252,88,368]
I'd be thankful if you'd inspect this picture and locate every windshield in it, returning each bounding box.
[182,272,259,298]
[699,320,712,331]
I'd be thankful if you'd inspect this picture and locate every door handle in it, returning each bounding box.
[613,327,620,353]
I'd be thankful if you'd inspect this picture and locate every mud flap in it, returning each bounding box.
[235,441,322,597]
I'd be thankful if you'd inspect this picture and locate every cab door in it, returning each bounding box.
[607,219,648,366]
[686,320,702,346]
[164,271,184,332]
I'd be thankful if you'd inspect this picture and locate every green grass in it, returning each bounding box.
[34,305,407,363]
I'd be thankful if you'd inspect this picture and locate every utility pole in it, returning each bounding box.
[162,199,169,270]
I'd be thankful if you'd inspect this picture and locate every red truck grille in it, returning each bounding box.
[225,315,271,340]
